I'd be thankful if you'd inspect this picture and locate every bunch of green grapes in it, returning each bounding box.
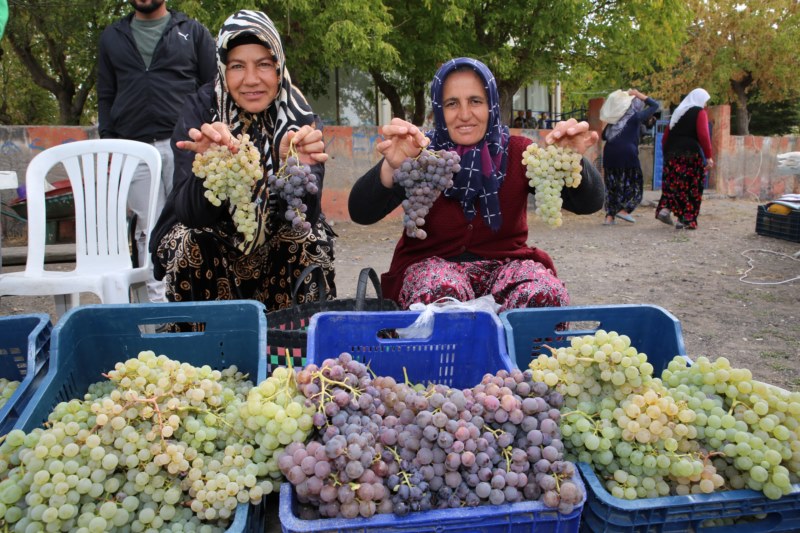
[528,331,719,500]
[0,351,276,531]
[237,365,316,490]
[522,143,583,228]
[662,356,800,500]
[0,378,20,410]
[193,133,263,247]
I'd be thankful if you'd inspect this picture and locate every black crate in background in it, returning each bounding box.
[755,205,800,243]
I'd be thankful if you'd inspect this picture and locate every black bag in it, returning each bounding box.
[266,266,399,371]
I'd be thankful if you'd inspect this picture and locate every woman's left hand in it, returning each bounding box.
[545,118,599,155]
[280,125,328,165]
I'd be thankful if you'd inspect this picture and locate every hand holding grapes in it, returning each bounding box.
[177,121,237,154]
[377,118,430,187]
[545,118,598,155]
[280,125,328,165]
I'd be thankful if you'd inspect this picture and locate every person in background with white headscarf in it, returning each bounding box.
[348,57,604,311]
[599,89,659,225]
[655,88,713,230]
[150,10,336,310]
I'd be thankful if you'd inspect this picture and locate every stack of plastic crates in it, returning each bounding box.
[13,301,268,533]
[501,304,800,532]
[279,309,586,533]
[0,313,52,435]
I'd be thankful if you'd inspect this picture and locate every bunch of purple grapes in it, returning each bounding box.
[279,353,584,520]
[268,155,319,232]
[393,149,461,239]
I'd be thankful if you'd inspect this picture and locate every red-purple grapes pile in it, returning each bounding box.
[268,154,319,232]
[393,149,461,239]
[278,353,583,520]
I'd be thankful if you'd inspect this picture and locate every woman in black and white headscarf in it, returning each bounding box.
[150,10,336,310]
[599,89,659,225]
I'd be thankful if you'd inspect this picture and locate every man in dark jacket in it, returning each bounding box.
[97,0,215,302]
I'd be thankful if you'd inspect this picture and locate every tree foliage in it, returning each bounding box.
[648,0,800,135]
[2,0,123,125]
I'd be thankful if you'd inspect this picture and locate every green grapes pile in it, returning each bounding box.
[193,133,263,248]
[237,365,316,488]
[528,331,800,501]
[0,351,313,532]
[0,379,20,410]
[522,143,583,228]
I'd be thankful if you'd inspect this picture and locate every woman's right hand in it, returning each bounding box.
[377,118,429,187]
[176,122,236,154]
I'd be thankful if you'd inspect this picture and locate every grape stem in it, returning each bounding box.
[385,446,414,488]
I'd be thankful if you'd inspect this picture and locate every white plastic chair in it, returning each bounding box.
[0,139,162,317]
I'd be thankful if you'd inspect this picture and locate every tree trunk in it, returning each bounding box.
[371,70,406,121]
[731,74,752,135]
[7,35,84,125]
[411,87,426,127]
[496,80,521,126]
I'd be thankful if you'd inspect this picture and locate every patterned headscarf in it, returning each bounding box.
[214,10,315,254]
[604,96,644,143]
[428,58,510,231]
[670,88,710,129]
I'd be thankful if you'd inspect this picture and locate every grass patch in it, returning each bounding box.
[768,361,791,372]
[724,291,750,303]
[755,292,782,303]
[761,351,790,360]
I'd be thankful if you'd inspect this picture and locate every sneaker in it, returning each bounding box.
[675,222,685,229]
[657,209,674,226]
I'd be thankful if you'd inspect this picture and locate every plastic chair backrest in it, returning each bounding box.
[23,139,162,276]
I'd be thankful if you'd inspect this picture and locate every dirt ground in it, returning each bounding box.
[333,192,800,390]
[2,192,799,390]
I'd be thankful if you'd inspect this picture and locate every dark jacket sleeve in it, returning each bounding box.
[193,20,217,86]
[96,28,117,139]
[561,157,605,214]
[348,159,406,224]
[636,97,660,122]
[171,85,226,228]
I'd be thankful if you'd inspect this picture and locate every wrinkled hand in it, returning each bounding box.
[376,118,430,187]
[176,122,235,154]
[545,118,599,155]
[377,118,429,167]
[281,125,328,165]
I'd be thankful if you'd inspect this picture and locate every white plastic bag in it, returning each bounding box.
[396,295,501,339]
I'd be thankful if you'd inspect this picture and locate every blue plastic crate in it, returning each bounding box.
[279,471,586,533]
[13,301,267,533]
[578,461,800,532]
[306,310,514,388]
[289,310,583,532]
[501,304,800,532]
[0,314,52,435]
[500,304,687,373]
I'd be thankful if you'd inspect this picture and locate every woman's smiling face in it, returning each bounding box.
[225,43,279,113]
[442,69,489,146]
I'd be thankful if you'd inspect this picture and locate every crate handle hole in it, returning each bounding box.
[376,328,401,339]
[137,322,207,334]
[558,320,601,335]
